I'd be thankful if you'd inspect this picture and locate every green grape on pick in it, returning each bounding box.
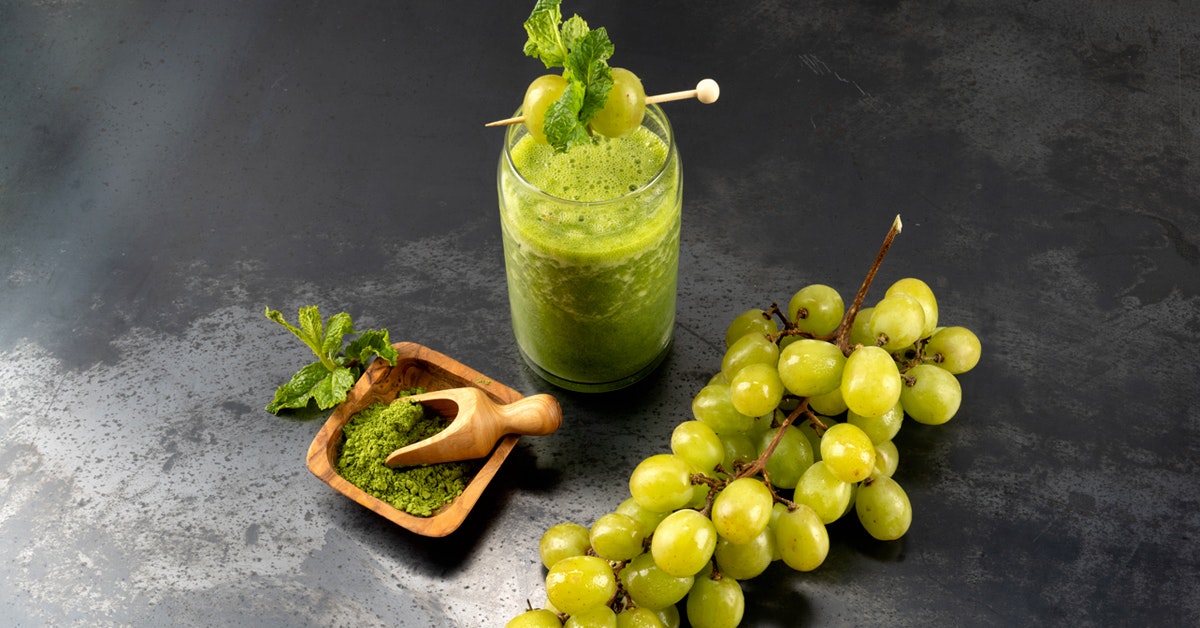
[686,575,745,628]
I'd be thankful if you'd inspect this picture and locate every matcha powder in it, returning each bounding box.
[336,393,473,517]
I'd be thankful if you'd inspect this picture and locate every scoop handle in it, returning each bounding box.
[496,394,562,436]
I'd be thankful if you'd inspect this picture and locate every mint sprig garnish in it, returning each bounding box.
[264,306,398,414]
[522,0,614,153]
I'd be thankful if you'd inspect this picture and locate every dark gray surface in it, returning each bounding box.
[2,0,1197,626]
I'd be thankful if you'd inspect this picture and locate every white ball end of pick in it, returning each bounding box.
[696,78,720,104]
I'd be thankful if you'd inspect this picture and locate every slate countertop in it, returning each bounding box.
[2,1,1197,626]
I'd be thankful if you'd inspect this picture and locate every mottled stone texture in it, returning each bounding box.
[1,0,1197,626]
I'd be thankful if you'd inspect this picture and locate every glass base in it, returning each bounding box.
[518,338,673,393]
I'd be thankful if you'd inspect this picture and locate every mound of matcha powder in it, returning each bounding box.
[336,391,473,517]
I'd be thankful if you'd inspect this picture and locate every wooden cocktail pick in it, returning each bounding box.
[484,78,720,127]
[384,387,562,467]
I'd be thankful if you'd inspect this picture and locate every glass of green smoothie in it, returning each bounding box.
[498,103,681,392]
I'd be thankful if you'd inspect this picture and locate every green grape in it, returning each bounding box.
[616,606,665,628]
[707,371,728,386]
[565,604,616,628]
[649,604,680,628]
[775,504,829,572]
[793,460,853,524]
[615,497,670,539]
[590,512,645,561]
[724,308,778,349]
[588,67,645,138]
[868,294,926,351]
[856,473,912,540]
[873,439,899,477]
[728,363,785,418]
[521,74,569,145]
[686,575,745,628]
[808,387,848,416]
[713,527,775,580]
[768,502,787,561]
[847,400,904,444]
[841,345,902,418]
[629,454,696,513]
[619,551,694,610]
[720,432,756,474]
[692,384,756,434]
[885,277,938,338]
[922,326,982,374]
[539,522,592,569]
[797,415,838,461]
[507,608,563,628]
[777,338,846,397]
[711,477,774,544]
[670,420,724,473]
[900,363,962,425]
[786,284,845,336]
[545,555,617,616]
[848,307,876,349]
[650,509,718,578]
[721,333,780,380]
[755,425,813,489]
[820,423,876,483]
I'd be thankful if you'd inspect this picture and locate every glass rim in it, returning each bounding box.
[501,103,676,207]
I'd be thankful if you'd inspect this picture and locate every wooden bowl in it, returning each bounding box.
[306,341,523,537]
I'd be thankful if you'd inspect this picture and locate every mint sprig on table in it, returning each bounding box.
[263,306,398,414]
[522,0,614,153]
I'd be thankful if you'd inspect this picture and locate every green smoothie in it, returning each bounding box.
[498,105,681,391]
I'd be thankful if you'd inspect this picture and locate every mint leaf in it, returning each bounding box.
[545,81,592,153]
[346,329,399,365]
[560,14,589,52]
[565,27,614,124]
[523,0,568,68]
[320,312,354,358]
[265,361,335,413]
[311,367,357,410]
[263,306,399,415]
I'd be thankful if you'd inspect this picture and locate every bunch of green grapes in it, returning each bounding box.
[507,276,981,627]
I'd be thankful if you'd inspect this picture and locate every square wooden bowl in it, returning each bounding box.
[306,341,522,537]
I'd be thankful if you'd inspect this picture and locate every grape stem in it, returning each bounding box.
[835,214,903,356]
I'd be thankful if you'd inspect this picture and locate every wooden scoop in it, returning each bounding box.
[384,387,562,467]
